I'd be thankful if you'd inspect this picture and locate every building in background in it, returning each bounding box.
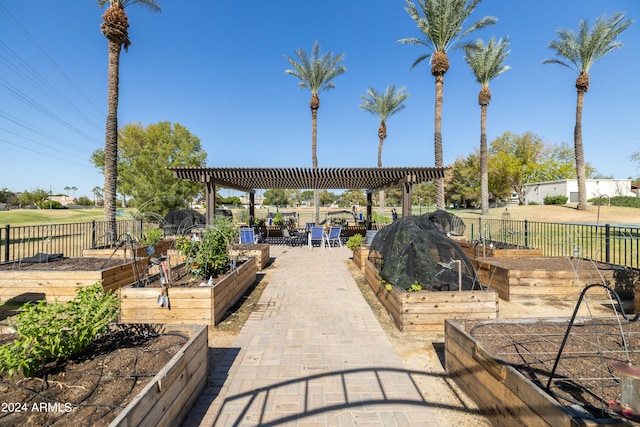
[523,179,637,205]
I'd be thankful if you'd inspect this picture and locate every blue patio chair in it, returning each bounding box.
[239,227,256,244]
[308,226,325,249]
[325,226,342,248]
[305,222,316,230]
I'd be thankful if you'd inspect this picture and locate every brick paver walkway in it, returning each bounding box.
[183,245,438,426]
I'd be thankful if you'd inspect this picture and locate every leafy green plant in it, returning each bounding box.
[543,195,568,205]
[141,227,163,245]
[346,234,364,251]
[380,278,392,291]
[0,283,119,377]
[176,217,237,279]
[273,212,284,226]
[406,282,423,292]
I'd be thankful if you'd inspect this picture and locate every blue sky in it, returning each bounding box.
[1,0,639,199]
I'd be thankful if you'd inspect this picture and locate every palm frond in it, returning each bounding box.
[284,41,346,95]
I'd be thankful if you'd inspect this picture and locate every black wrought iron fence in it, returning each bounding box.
[1,219,145,263]
[458,216,640,268]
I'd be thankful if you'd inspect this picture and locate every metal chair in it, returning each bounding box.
[308,226,325,249]
[282,227,304,246]
[324,226,343,248]
[239,227,256,244]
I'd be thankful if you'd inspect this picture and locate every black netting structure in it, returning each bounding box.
[368,214,481,291]
[163,209,206,235]
[427,210,466,235]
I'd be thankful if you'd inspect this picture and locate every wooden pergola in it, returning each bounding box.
[170,166,445,228]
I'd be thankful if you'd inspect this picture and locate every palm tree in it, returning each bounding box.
[463,36,511,215]
[359,85,410,214]
[284,41,346,223]
[543,13,632,211]
[97,0,160,242]
[398,0,496,210]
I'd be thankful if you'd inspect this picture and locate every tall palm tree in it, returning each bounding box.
[463,36,511,215]
[543,13,632,211]
[359,85,410,214]
[97,0,160,242]
[284,41,346,223]
[398,0,496,210]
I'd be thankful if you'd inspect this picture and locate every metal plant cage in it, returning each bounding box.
[368,213,480,291]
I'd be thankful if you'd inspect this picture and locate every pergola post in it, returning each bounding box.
[205,182,216,224]
[402,182,412,217]
[249,192,255,225]
[366,192,373,230]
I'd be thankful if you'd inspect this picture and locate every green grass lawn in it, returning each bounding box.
[0,208,115,227]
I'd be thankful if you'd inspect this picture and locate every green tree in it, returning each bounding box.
[319,190,337,207]
[92,186,103,207]
[359,85,410,215]
[90,121,206,216]
[463,36,511,215]
[284,41,346,223]
[446,154,480,207]
[263,189,289,207]
[341,189,366,207]
[300,190,314,206]
[398,0,496,210]
[0,188,17,205]
[543,12,633,211]
[97,0,161,241]
[488,132,595,203]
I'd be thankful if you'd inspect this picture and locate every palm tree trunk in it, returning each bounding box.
[574,89,587,211]
[104,40,121,243]
[311,104,320,223]
[434,74,445,210]
[480,103,489,215]
[378,133,385,215]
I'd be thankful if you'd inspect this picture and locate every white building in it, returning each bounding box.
[523,179,636,205]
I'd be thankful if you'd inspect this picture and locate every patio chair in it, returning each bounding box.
[282,227,304,246]
[308,226,325,249]
[324,226,343,248]
[239,227,256,244]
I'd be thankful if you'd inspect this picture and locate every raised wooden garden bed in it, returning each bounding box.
[352,246,369,269]
[472,257,617,302]
[82,240,174,260]
[364,260,498,331]
[0,258,148,303]
[119,257,257,325]
[445,318,638,426]
[110,324,208,427]
[230,243,270,270]
[457,241,543,259]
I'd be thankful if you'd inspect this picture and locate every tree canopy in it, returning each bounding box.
[90,121,206,216]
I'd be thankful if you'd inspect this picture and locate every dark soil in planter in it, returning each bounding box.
[0,257,135,271]
[0,324,185,426]
[138,261,247,288]
[466,317,640,420]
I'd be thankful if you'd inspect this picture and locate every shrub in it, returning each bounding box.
[36,200,64,209]
[0,284,119,377]
[273,212,284,226]
[543,195,568,205]
[141,227,163,245]
[346,234,364,251]
[527,201,539,206]
[589,196,640,208]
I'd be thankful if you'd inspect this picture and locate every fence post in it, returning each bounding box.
[524,220,529,248]
[91,220,96,249]
[3,224,9,263]
[605,224,611,264]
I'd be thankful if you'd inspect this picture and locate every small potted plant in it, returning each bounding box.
[346,234,368,269]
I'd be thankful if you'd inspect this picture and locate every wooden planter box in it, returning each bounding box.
[110,324,207,427]
[352,246,369,269]
[83,241,174,260]
[457,241,543,259]
[119,257,257,325]
[364,260,498,331]
[230,243,270,270]
[445,319,621,426]
[472,257,616,302]
[0,258,148,303]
